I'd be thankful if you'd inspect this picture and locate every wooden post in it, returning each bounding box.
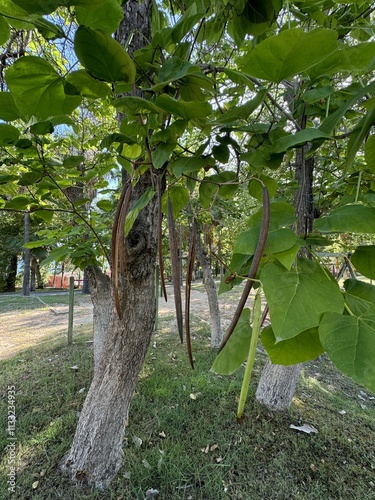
[155,264,159,330]
[68,276,74,345]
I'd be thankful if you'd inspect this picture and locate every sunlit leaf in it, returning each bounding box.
[319,309,375,393]
[76,0,123,33]
[261,259,344,341]
[74,26,136,83]
[240,28,338,83]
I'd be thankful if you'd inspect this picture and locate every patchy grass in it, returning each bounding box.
[0,294,83,314]
[0,316,374,499]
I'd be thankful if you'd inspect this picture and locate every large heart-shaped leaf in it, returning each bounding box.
[0,92,20,121]
[74,26,136,83]
[76,0,123,33]
[319,310,375,393]
[5,56,80,119]
[261,259,344,341]
[211,309,252,375]
[0,124,20,145]
[155,94,212,121]
[315,204,375,234]
[261,325,324,365]
[240,28,338,83]
[351,246,375,280]
[66,70,110,98]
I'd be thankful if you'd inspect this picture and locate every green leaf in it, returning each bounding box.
[199,181,218,209]
[9,0,103,15]
[76,0,123,33]
[40,247,70,267]
[261,325,324,365]
[96,199,113,212]
[162,186,190,218]
[0,15,10,44]
[351,246,375,280]
[29,121,54,135]
[0,124,20,145]
[125,188,155,237]
[5,56,79,120]
[214,90,267,124]
[170,156,211,177]
[5,195,31,210]
[210,309,252,375]
[155,94,212,121]
[66,70,110,98]
[0,92,20,121]
[212,144,229,164]
[240,28,338,83]
[63,155,85,168]
[307,42,375,80]
[234,227,297,256]
[249,201,296,229]
[171,1,205,43]
[24,237,56,249]
[74,26,136,83]
[33,16,65,40]
[33,210,54,223]
[152,142,175,169]
[344,279,375,316]
[319,81,375,135]
[272,128,332,153]
[100,133,135,149]
[261,259,344,341]
[319,310,375,393]
[315,204,375,234]
[152,57,197,91]
[273,243,301,270]
[248,175,277,201]
[365,135,375,173]
[113,96,161,115]
[345,107,375,172]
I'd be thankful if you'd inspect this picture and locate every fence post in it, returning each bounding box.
[68,276,74,345]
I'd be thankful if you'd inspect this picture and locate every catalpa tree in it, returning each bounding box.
[0,0,374,489]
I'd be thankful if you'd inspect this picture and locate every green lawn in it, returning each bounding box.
[0,315,374,499]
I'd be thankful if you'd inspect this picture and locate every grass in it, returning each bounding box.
[0,315,375,499]
[0,293,82,313]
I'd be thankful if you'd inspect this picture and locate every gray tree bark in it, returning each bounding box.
[195,227,223,348]
[61,0,155,489]
[22,211,30,296]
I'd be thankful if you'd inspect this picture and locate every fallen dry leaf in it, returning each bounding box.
[290,423,318,434]
[159,431,166,439]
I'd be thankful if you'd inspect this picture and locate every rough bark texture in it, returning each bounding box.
[195,227,223,348]
[256,143,314,411]
[255,362,303,411]
[61,0,155,489]
[22,211,30,296]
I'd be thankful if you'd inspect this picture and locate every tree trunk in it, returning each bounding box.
[195,227,223,348]
[5,254,17,292]
[81,268,90,294]
[22,211,30,296]
[30,255,36,292]
[256,144,314,411]
[61,0,155,489]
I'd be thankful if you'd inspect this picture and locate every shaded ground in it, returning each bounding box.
[0,283,244,360]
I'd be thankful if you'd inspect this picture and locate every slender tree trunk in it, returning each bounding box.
[22,211,30,296]
[195,226,223,348]
[30,255,36,292]
[6,254,17,292]
[61,0,155,488]
[256,144,314,411]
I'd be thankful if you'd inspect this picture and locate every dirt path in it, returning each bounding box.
[0,285,243,360]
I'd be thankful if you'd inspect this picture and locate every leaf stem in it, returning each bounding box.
[237,289,262,419]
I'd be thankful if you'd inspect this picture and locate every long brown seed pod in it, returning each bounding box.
[167,197,183,343]
[185,219,196,369]
[157,175,167,302]
[218,186,270,353]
